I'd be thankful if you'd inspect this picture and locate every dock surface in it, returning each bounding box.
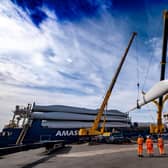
[1,143,168,168]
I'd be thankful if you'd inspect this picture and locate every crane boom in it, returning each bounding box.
[79,32,137,136]
[157,11,168,133]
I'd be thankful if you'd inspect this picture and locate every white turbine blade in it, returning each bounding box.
[128,80,168,112]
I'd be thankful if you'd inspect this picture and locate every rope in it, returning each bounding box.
[135,37,140,108]
[105,104,107,116]
[141,52,154,92]
[103,104,108,132]
[141,3,162,92]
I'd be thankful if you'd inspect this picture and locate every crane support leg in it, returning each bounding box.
[157,105,163,133]
[156,11,168,134]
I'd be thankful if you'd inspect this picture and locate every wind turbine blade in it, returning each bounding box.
[128,80,168,112]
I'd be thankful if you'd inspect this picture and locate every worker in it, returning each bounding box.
[157,134,165,155]
[137,135,144,157]
[146,135,154,156]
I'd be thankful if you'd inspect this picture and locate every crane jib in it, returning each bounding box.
[90,32,137,133]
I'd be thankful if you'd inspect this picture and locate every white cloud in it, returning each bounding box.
[0,1,164,129]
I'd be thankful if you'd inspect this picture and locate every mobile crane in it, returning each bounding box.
[79,32,137,137]
[127,11,168,134]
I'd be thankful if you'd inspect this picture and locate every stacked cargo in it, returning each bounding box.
[31,105,131,129]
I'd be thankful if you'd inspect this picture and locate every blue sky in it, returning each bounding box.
[0,0,168,128]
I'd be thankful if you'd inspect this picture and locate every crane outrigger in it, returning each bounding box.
[79,32,137,137]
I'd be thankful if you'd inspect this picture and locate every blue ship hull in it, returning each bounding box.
[0,119,150,148]
[0,119,79,148]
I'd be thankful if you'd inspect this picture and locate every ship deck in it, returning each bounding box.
[1,142,168,168]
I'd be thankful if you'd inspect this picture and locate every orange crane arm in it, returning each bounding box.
[90,32,137,132]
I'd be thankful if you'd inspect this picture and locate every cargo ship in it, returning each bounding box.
[0,103,131,147]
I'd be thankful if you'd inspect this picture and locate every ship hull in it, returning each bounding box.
[0,120,80,148]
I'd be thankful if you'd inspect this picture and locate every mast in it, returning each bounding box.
[157,11,168,133]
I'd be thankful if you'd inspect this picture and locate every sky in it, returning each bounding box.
[0,0,168,129]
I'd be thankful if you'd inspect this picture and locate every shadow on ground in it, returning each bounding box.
[137,154,168,159]
[152,154,168,158]
[21,146,72,168]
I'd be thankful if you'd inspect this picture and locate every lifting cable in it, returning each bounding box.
[103,103,108,132]
[135,37,140,108]
[141,12,162,93]
[104,104,107,120]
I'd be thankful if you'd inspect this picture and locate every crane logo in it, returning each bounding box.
[55,130,78,136]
